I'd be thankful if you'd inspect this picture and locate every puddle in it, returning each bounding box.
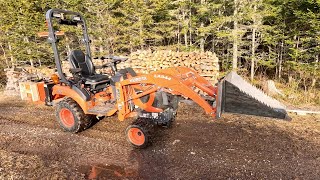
[79,164,138,179]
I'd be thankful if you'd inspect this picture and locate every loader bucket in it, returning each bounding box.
[217,72,290,120]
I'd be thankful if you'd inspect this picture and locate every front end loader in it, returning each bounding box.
[34,9,290,148]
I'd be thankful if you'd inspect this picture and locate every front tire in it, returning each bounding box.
[125,118,153,149]
[55,98,94,133]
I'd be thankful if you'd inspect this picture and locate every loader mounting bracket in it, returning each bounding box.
[138,108,176,125]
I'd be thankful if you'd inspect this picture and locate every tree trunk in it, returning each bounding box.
[24,37,33,67]
[139,16,144,49]
[232,0,238,70]
[0,43,9,68]
[199,0,205,52]
[251,27,256,81]
[278,40,284,79]
[189,0,192,47]
[200,22,205,52]
[311,55,319,87]
[65,36,71,56]
[212,37,215,52]
[177,20,181,50]
[184,32,188,48]
[129,41,133,54]
[8,42,14,67]
[295,35,299,62]
[276,45,279,77]
[288,74,293,84]
[183,11,188,48]
[250,1,257,81]
[99,37,104,54]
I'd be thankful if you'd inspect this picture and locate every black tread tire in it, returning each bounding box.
[55,98,94,133]
[125,118,154,149]
[161,116,176,128]
[163,95,179,128]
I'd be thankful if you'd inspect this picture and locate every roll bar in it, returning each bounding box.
[45,9,92,85]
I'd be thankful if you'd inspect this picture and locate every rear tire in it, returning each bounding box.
[125,118,153,149]
[55,98,94,133]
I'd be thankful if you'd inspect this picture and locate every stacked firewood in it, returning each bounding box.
[4,67,54,94]
[118,50,220,83]
[62,50,220,83]
[5,68,29,94]
[62,61,73,77]
[6,51,219,95]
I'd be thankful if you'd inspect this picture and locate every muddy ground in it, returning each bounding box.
[0,94,319,179]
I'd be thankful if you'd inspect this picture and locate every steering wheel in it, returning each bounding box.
[101,55,128,64]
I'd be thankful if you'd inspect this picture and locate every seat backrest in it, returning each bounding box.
[68,50,95,77]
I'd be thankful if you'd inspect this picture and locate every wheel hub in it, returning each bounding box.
[127,127,145,146]
[59,108,75,128]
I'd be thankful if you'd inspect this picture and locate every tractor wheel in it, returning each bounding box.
[55,98,94,133]
[162,95,179,128]
[125,118,154,149]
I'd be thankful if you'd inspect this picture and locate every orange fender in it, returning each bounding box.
[52,85,92,114]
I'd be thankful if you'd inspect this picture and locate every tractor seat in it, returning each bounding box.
[69,50,110,85]
[85,74,109,83]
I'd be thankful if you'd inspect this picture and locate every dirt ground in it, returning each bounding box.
[0,94,319,179]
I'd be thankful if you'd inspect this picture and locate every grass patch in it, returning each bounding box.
[253,76,320,107]
[278,83,320,107]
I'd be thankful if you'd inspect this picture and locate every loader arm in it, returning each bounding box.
[115,67,218,121]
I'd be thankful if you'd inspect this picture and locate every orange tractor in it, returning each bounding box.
[36,9,289,148]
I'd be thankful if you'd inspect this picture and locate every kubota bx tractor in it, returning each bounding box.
[35,9,289,148]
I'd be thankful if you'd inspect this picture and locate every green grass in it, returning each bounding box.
[279,85,320,106]
[250,74,320,107]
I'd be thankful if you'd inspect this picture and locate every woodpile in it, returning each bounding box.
[6,50,219,96]
[4,67,54,95]
[62,61,73,77]
[6,50,219,95]
[120,50,220,84]
[5,68,29,95]
[63,50,220,83]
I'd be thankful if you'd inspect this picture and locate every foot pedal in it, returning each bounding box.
[87,103,115,115]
